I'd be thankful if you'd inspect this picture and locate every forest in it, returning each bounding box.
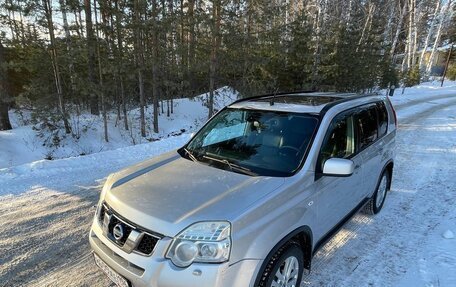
[0,0,455,142]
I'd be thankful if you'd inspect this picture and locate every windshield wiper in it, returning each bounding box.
[202,154,257,176]
[183,147,199,163]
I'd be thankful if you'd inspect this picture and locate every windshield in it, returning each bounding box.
[181,108,319,177]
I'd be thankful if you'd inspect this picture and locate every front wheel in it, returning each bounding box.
[364,170,390,215]
[257,242,304,287]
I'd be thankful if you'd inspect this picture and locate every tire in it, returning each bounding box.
[257,241,304,287]
[363,169,390,215]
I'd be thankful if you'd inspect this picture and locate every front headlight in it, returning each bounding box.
[166,221,231,268]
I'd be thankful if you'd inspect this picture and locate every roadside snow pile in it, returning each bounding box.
[389,80,456,105]
[0,134,191,196]
[442,230,454,239]
[0,86,238,169]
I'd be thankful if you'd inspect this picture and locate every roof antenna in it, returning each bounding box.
[270,88,279,106]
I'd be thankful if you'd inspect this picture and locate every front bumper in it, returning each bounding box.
[89,220,262,287]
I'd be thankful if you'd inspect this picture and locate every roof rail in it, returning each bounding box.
[230,90,317,105]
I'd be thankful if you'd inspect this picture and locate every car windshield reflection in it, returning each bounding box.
[180,108,319,177]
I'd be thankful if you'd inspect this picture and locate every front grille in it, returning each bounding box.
[98,203,161,256]
[137,234,159,254]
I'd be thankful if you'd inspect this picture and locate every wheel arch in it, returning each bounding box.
[383,160,394,190]
[253,225,313,287]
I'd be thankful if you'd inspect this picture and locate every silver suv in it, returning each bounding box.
[90,92,396,287]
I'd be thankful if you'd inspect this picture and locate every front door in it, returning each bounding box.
[312,111,364,241]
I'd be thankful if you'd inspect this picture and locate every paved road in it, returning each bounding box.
[1,93,455,287]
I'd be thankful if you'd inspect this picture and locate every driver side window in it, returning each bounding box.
[319,113,355,171]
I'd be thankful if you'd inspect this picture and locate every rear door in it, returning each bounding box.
[355,104,383,197]
[313,110,364,240]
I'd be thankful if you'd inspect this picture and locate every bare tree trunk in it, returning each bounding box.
[0,101,12,131]
[78,5,85,37]
[411,0,419,67]
[59,0,76,98]
[357,3,375,52]
[114,0,128,131]
[390,0,408,59]
[208,0,221,119]
[406,0,415,70]
[168,0,176,115]
[180,0,188,94]
[94,0,108,142]
[426,0,451,74]
[188,0,196,93]
[9,0,19,41]
[441,44,454,86]
[151,0,159,133]
[0,41,12,131]
[241,0,253,93]
[311,1,326,89]
[43,0,71,134]
[17,1,26,45]
[85,0,100,115]
[72,6,82,38]
[134,0,146,137]
[419,0,441,70]
[6,0,16,41]
[383,1,396,47]
[120,79,128,130]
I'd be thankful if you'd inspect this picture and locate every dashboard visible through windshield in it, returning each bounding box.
[180,108,319,177]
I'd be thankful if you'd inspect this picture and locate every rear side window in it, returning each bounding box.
[376,102,388,137]
[356,106,378,149]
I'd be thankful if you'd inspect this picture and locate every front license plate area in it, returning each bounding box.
[94,253,131,287]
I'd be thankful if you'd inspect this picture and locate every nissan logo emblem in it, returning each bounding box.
[113,223,124,241]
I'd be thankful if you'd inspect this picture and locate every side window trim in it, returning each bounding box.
[315,101,386,180]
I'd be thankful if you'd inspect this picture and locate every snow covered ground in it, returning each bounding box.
[0,86,238,169]
[0,81,455,286]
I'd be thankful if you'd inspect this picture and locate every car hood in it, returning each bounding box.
[103,151,285,237]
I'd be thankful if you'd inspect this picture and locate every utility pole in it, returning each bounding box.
[441,44,454,87]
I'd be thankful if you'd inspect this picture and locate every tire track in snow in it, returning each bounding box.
[0,185,111,287]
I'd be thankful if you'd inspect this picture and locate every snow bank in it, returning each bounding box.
[388,80,456,106]
[0,134,191,196]
[0,86,238,169]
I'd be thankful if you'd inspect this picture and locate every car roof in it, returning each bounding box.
[228,92,382,114]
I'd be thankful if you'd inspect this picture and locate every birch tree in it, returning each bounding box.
[419,0,441,70]
[426,0,452,74]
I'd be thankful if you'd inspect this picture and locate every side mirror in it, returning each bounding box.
[322,158,355,177]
